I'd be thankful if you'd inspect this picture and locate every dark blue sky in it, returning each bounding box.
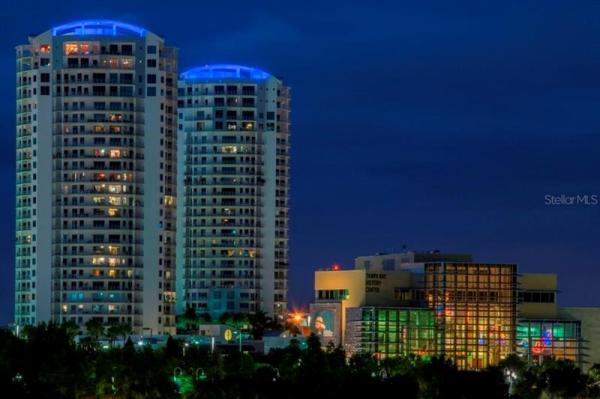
[2,1,600,324]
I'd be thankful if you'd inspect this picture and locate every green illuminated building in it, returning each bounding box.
[516,320,582,368]
[316,252,593,370]
[346,307,438,359]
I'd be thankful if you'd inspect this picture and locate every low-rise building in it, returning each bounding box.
[312,251,598,370]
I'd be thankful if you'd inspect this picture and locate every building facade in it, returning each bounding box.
[346,306,438,359]
[559,307,600,370]
[424,262,517,369]
[176,65,290,321]
[15,20,177,334]
[314,252,596,369]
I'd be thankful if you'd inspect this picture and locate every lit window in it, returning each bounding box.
[164,195,174,206]
[109,149,121,158]
[108,196,125,206]
[222,146,237,154]
[64,43,78,55]
[63,42,96,55]
[107,185,123,193]
[107,208,118,217]
[121,58,133,69]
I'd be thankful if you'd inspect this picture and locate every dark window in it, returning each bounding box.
[119,73,133,84]
[147,74,156,84]
[147,59,157,68]
[147,87,156,96]
[147,45,157,54]
[92,73,105,83]
[119,86,133,96]
[40,86,50,95]
[121,45,133,55]
[242,86,255,95]
[40,73,50,83]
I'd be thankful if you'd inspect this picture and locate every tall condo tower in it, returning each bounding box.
[15,20,178,334]
[177,65,290,321]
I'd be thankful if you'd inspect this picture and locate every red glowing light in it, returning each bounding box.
[332,263,340,271]
[532,340,544,355]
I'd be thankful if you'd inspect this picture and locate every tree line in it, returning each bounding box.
[1,322,599,398]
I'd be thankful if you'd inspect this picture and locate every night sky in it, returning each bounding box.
[2,1,600,325]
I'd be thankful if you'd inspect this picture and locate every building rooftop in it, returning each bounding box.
[52,20,146,37]
[180,64,272,81]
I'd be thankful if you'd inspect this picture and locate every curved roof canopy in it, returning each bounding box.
[52,19,145,37]
[180,64,272,81]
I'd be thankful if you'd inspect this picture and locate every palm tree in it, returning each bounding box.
[106,324,120,347]
[247,310,270,340]
[85,318,104,345]
[116,323,132,344]
[61,320,80,342]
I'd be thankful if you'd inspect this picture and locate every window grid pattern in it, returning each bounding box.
[178,77,290,319]
[346,307,438,359]
[425,262,517,369]
[517,319,582,368]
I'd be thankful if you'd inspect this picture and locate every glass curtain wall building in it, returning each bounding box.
[516,319,582,367]
[424,262,517,369]
[15,20,178,334]
[346,307,438,359]
[176,65,290,321]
